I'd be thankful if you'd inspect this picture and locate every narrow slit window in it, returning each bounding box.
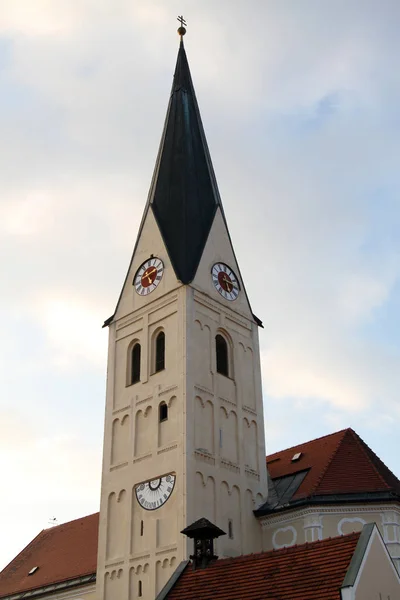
[140,520,144,536]
[228,519,234,539]
[216,334,229,376]
[138,580,142,597]
[131,343,141,384]
[155,331,165,372]
[159,402,168,423]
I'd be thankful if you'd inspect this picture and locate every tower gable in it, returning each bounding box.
[113,208,181,322]
[191,207,254,321]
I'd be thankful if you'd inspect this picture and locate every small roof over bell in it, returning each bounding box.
[181,518,226,540]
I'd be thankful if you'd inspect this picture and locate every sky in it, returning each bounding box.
[1,0,400,570]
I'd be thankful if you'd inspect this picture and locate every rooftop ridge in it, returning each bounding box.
[351,429,399,492]
[42,511,99,532]
[350,430,389,490]
[311,429,350,495]
[267,427,350,461]
[190,529,361,568]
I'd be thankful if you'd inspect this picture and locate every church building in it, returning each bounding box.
[0,24,399,600]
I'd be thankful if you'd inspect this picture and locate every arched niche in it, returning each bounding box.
[129,563,150,600]
[220,482,241,551]
[156,557,176,596]
[158,396,177,447]
[194,396,214,453]
[255,492,264,509]
[130,487,149,555]
[134,407,152,456]
[106,490,127,560]
[194,472,216,523]
[111,414,130,465]
[194,320,212,387]
[243,418,258,471]
[156,512,177,548]
[219,407,238,463]
[238,344,256,408]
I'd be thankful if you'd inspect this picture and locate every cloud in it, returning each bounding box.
[31,292,108,370]
[0,190,56,236]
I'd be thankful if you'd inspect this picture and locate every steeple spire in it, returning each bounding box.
[148,25,222,284]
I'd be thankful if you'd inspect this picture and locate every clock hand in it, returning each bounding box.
[222,276,236,289]
[144,267,157,284]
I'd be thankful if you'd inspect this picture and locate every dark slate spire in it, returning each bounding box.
[148,39,222,284]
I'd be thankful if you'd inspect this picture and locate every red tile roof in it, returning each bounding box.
[267,428,400,500]
[0,513,98,599]
[166,532,361,600]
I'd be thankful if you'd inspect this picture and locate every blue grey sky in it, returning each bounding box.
[1,0,399,569]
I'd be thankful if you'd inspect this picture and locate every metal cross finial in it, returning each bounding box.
[177,15,187,38]
[177,15,187,27]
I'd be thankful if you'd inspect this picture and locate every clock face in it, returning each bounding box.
[211,263,240,301]
[135,473,176,511]
[134,257,164,296]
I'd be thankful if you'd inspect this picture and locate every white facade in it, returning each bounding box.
[260,503,400,573]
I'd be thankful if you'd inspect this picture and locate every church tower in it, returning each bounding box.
[96,26,268,600]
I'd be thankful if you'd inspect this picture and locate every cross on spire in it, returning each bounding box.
[177,15,186,27]
[177,15,187,38]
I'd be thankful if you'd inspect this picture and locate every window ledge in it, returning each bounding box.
[216,372,234,381]
[151,368,166,376]
[126,381,140,388]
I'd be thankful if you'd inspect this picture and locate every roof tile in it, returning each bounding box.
[166,532,360,600]
[0,513,98,599]
[267,428,400,501]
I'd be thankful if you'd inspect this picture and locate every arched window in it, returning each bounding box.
[131,343,141,384]
[216,334,229,376]
[159,401,168,423]
[155,331,165,372]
